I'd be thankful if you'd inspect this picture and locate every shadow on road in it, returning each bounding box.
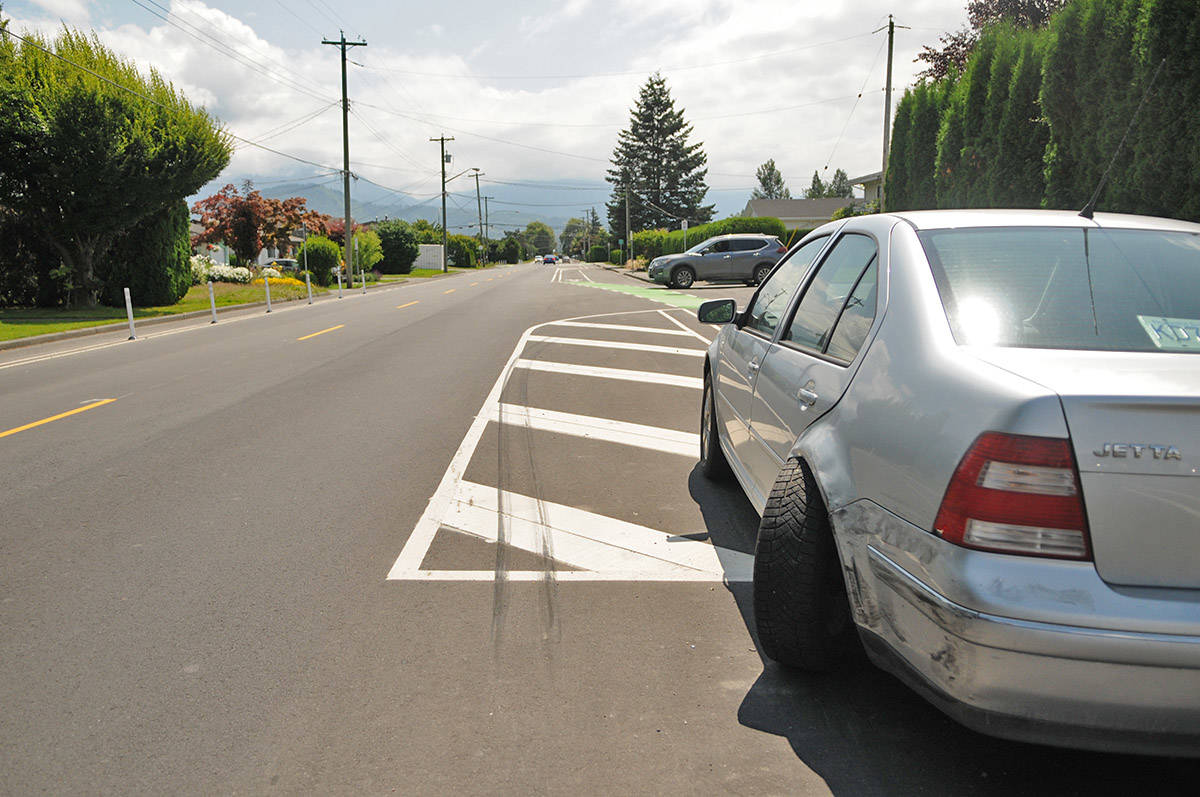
[688,466,1200,795]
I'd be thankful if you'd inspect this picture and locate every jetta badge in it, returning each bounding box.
[1093,443,1182,460]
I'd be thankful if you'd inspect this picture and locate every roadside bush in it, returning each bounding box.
[260,266,282,279]
[0,213,64,307]
[586,244,608,263]
[501,237,521,264]
[190,254,216,285]
[296,236,341,286]
[609,249,622,264]
[376,220,419,274]
[447,234,478,268]
[207,264,252,283]
[97,200,191,307]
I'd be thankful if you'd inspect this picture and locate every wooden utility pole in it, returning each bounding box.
[322,30,366,286]
[472,170,485,262]
[877,14,907,209]
[430,136,454,272]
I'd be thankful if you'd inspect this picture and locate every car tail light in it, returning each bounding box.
[933,432,1091,560]
[776,246,787,254]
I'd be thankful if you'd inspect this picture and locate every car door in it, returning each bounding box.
[729,238,765,280]
[744,232,881,498]
[714,235,831,484]
[695,239,732,280]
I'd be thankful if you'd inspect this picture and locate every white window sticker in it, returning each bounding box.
[1138,315,1200,351]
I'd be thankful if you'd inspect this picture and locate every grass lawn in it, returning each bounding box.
[0,281,328,343]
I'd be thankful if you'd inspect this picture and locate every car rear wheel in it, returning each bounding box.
[670,265,695,289]
[752,263,772,285]
[753,459,857,670]
[700,370,730,480]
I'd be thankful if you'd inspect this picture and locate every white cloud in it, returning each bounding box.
[26,0,89,22]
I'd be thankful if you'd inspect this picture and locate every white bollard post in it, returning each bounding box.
[123,287,136,340]
[208,280,217,324]
[337,268,343,299]
[264,274,272,313]
[304,270,312,305]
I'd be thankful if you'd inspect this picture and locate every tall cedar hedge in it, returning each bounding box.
[886,0,1200,222]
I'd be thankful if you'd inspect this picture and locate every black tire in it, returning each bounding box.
[753,459,856,670]
[670,265,695,289]
[700,370,730,480]
[752,263,772,285]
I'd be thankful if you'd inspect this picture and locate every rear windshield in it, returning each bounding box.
[918,226,1200,353]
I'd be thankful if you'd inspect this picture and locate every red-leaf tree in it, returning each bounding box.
[192,181,333,264]
[917,0,1066,79]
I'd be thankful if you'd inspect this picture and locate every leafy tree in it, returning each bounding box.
[0,209,63,307]
[353,229,383,272]
[375,219,419,274]
[559,217,586,254]
[97,199,191,306]
[0,28,230,305]
[296,236,340,286]
[751,159,791,200]
[826,168,853,198]
[605,73,714,234]
[917,0,1068,79]
[446,234,478,267]
[192,182,330,265]
[408,218,442,244]
[525,220,556,255]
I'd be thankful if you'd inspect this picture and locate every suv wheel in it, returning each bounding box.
[752,263,772,285]
[670,265,695,289]
[753,459,857,670]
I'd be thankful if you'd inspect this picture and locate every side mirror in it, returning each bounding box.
[698,298,736,325]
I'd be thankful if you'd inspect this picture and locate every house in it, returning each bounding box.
[850,171,883,205]
[189,219,302,265]
[740,198,853,231]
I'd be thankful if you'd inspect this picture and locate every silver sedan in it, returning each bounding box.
[697,209,1200,756]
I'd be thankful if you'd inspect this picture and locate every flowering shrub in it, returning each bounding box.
[251,276,307,288]
[189,254,217,285]
[207,264,253,283]
[261,267,282,279]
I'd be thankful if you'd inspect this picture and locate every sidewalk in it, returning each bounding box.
[598,264,656,284]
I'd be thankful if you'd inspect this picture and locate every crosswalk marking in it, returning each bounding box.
[525,335,705,357]
[512,359,702,389]
[492,403,697,456]
[434,481,752,580]
[545,320,696,337]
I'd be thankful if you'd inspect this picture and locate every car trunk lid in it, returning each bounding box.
[971,348,1200,588]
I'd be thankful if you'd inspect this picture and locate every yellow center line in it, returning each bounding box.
[297,324,345,341]
[486,278,494,282]
[443,288,456,295]
[396,300,419,309]
[0,398,117,440]
[470,282,479,286]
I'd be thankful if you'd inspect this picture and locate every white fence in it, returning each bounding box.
[415,244,443,269]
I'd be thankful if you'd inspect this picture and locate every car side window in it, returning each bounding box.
[825,260,878,363]
[784,234,878,355]
[744,236,829,337]
[710,240,730,253]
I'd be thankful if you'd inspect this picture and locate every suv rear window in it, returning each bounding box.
[731,238,767,251]
[919,227,1200,353]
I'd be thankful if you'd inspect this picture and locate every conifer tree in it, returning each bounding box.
[991,32,1048,207]
[884,91,914,211]
[805,171,827,198]
[606,74,714,234]
[751,159,791,200]
[908,80,947,209]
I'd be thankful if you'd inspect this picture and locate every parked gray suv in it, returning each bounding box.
[648,234,786,289]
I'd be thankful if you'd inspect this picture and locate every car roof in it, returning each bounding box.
[886,208,1200,234]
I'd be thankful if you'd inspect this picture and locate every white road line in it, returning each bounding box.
[512,359,702,389]
[573,267,594,283]
[436,481,752,580]
[657,309,715,345]
[388,307,747,582]
[492,403,697,457]
[525,335,706,357]
[552,268,561,283]
[545,320,694,337]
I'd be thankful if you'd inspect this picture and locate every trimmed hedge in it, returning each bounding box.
[586,244,608,263]
[632,216,788,260]
[97,200,191,307]
[447,234,478,268]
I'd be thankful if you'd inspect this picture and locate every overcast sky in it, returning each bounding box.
[7,0,969,219]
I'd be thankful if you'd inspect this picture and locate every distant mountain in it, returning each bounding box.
[189,173,615,242]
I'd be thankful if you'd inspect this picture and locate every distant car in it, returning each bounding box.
[648,234,787,289]
[267,258,299,271]
[698,208,1200,755]
[535,255,544,263]
[543,255,557,265]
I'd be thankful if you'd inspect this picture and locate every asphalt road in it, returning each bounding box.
[1,263,1196,794]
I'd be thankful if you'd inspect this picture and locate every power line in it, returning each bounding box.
[823,32,889,172]
[359,30,877,81]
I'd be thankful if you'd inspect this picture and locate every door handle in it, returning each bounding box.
[797,387,819,406]
[748,359,760,372]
